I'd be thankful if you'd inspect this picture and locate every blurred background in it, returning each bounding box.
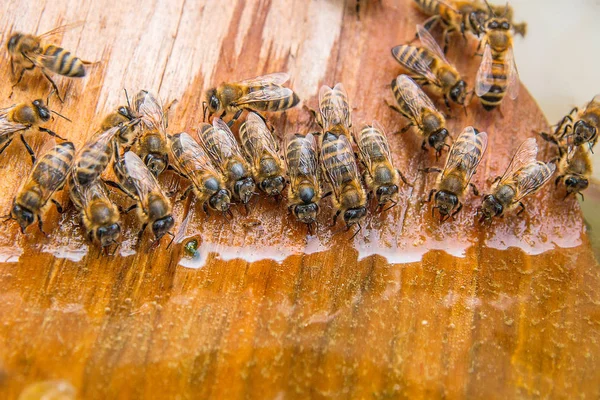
[510,0,600,255]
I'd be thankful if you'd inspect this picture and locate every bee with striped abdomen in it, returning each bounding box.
[424,126,488,221]
[168,131,232,214]
[321,132,367,237]
[555,145,592,200]
[198,118,256,205]
[69,175,121,250]
[317,83,353,140]
[0,99,67,163]
[475,16,519,111]
[205,72,299,125]
[541,95,600,152]
[388,75,450,157]
[100,92,140,149]
[354,121,411,210]
[284,132,322,231]
[111,151,174,243]
[7,141,75,233]
[392,25,468,109]
[479,138,555,221]
[240,112,286,197]
[132,90,169,177]
[7,23,93,102]
[412,0,463,52]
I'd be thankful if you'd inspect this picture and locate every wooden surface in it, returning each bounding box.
[0,0,599,399]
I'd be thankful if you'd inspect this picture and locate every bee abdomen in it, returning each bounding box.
[391,45,432,74]
[42,45,86,77]
[33,142,75,189]
[414,0,440,15]
[479,61,508,110]
[75,141,113,185]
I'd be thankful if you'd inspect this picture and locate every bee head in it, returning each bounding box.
[96,223,121,248]
[234,177,256,204]
[376,184,399,205]
[469,11,488,35]
[480,194,503,220]
[434,190,459,218]
[293,203,319,225]
[152,215,175,241]
[450,81,467,105]
[144,154,168,177]
[429,128,449,152]
[7,33,22,53]
[343,206,367,227]
[259,176,286,197]
[209,189,232,212]
[32,99,51,121]
[571,120,597,147]
[565,175,589,193]
[11,204,35,233]
[206,88,221,114]
[117,105,135,120]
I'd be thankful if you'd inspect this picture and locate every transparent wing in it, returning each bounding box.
[242,112,280,164]
[321,134,360,198]
[285,133,319,190]
[443,127,488,186]
[332,83,351,130]
[198,118,244,168]
[513,162,556,202]
[133,90,167,134]
[235,86,293,105]
[391,45,438,84]
[417,24,448,63]
[319,84,351,131]
[396,75,438,122]
[497,138,538,187]
[31,141,73,204]
[355,121,393,174]
[175,132,221,177]
[475,45,493,97]
[505,47,520,100]
[0,107,29,137]
[37,21,84,40]
[237,72,290,87]
[123,151,162,201]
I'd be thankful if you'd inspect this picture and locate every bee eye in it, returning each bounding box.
[489,21,499,29]
[501,22,510,30]
[210,96,220,111]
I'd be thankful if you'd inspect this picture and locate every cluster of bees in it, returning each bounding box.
[1,0,598,255]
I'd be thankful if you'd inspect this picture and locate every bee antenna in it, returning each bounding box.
[166,232,176,249]
[350,223,362,240]
[462,104,468,117]
[202,101,208,122]
[431,205,438,218]
[124,88,131,108]
[51,110,72,122]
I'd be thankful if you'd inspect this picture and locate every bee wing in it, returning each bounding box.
[37,21,85,40]
[332,83,352,131]
[29,141,72,204]
[417,24,449,64]
[123,151,162,201]
[443,127,488,187]
[0,107,29,137]
[237,72,290,87]
[235,86,294,105]
[285,133,319,190]
[198,118,244,170]
[396,75,438,121]
[319,84,352,131]
[242,112,280,164]
[134,90,167,134]
[475,45,493,98]
[505,47,520,100]
[497,138,538,187]
[513,162,556,203]
[176,132,221,178]
[355,121,393,174]
[321,134,360,199]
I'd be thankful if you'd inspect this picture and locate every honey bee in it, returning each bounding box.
[391,25,468,109]
[68,176,121,250]
[284,132,322,230]
[239,112,286,197]
[0,99,67,163]
[475,16,519,111]
[354,121,411,209]
[100,92,140,149]
[168,131,232,214]
[197,118,256,205]
[388,75,450,157]
[317,83,353,139]
[541,95,600,151]
[205,72,300,124]
[132,90,169,177]
[424,126,488,221]
[111,151,174,242]
[458,1,527,37]
[320,132,367,236]
[412,0,463,52]
[555,145,592,200]
[7,23,93,101]
[479,138,555,221]
[7,141,75,233]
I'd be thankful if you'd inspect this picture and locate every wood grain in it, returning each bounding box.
[0,0,599,399]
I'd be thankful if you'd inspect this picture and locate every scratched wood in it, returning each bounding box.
[0,0,599,399]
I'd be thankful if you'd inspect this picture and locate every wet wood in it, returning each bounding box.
[0,0,599,399]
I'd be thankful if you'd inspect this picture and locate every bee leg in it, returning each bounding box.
[331,209,341,227]
[443,96,451,114]
[397,169,413,187]
[420,167,442,174]
[322,191,333,200]
[51,199,64,214]
[516,202,526,216]
[539,131,560,146]
[578,192,585,201]
[554,175,564,187]
[451,202,463,219]
[423,188,437,204]
[202,202,210,216]
[37,216,49,237]
[469,183,480,196]
[40,70,64,103]
[0,138,15,158]
[120,204,138,214]
[178,185,193,202]
[350,222,362,240]
[489,175,502,185]
[39,127,67,141]
[136,223,148,245]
